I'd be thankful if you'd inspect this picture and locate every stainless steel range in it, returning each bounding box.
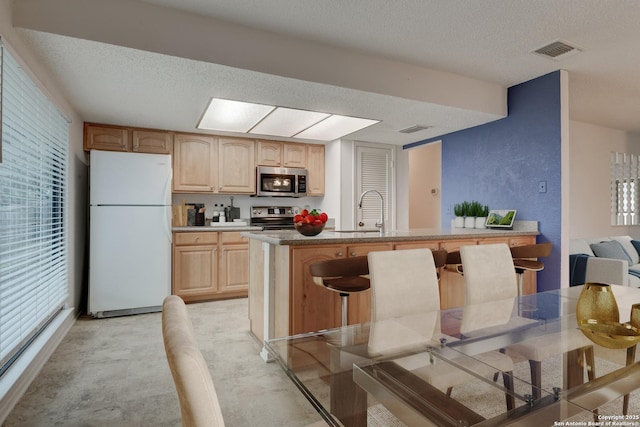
[250,206,301,230]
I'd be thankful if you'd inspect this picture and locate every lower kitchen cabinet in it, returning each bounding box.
[173,231,248,302]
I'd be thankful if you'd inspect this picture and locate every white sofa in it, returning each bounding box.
[569,235,640,287]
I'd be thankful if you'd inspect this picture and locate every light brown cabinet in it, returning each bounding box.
[219,232,249,293]
[283,143,307,167]
[172,133,218,192]
[217,137,255,193]
[256,140,307,167]
[132,130,172,154]
[173,231,249,303]
[290,242,392,334]
[84,124,129,152]
[306,144,325,196]
[173,135,255,194]
[173,232,218,302]
[84,123,172,154]
[256,140,282,166]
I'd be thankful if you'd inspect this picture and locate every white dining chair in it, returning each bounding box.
[367,248,515,410]
[459,243,595,400]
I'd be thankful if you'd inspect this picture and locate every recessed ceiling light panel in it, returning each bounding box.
[249,107,330,137]
[198,98,275,132]
[296,115,380,141]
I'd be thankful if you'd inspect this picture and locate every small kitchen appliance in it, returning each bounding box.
[250,206,301,230]
[256,166,307,197]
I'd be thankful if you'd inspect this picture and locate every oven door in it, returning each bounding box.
[256,166,298,197]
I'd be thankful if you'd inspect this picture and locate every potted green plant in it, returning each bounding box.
[464,201,476,228]
[453,203,465,228]
[475,203,489,228]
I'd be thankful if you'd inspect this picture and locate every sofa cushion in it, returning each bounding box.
[611,236,640,265]
[570,239,595,257]
[591,240,632,264]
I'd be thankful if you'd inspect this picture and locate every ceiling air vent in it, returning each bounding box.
[532,40,581,61]
[398,125,432,134]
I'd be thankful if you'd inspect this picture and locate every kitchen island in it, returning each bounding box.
[242,222,539,360]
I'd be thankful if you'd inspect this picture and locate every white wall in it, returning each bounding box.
[569,120,640,239]
[0,0,85,312]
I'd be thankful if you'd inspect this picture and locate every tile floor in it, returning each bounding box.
[2,298,323,426]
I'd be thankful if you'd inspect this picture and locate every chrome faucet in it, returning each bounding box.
[358,189,385,233]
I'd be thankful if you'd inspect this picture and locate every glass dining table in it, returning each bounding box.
[265,285,640,427]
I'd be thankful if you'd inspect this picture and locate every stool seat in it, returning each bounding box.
[513,259,544,272]
[310,256,370,327]
[322,276,371,294]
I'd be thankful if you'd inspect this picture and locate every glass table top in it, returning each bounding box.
[266,286,640,427]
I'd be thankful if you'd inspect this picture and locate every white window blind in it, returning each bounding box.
[356,145,393,228]
[611,152,640,226]
[0,40,69,375]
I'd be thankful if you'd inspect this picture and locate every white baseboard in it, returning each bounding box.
[0,308,75,424]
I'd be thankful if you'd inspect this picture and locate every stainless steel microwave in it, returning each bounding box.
[256,166,307,197]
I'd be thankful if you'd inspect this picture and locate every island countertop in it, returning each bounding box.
[241,221,538,246]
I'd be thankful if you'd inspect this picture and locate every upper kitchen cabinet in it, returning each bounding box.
[217,137,256,194]
[306,144,325,196]
[256,140,282,166]
[84,123,172,154]
[173,133,218,192]
[256,140,307,168]
[131,130,172,154]
[84,124,129,152]
[283,143,307,168]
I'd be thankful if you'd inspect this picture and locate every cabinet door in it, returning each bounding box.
[256,140,282,166]
[173,244,218,303]
[283,143,307,168]
[84,124,129,152]
[291,245,345,334]
[132,130,172,154]
[439,239,478,309]
[218,137,256,193]
[173,133,217,192]
[220,232,249,294]
[306,144,325,196]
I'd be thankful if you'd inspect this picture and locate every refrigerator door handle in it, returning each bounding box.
[165,206,173,244]
[163,169,172,205]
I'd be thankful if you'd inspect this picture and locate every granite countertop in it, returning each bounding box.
[173,225,263,232]
[240,221,539,246]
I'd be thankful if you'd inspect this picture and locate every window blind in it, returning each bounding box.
[357,146,391,226]
[0,40,69,375]
[611,152,640,226]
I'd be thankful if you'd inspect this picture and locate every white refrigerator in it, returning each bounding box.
[89,150,172,317]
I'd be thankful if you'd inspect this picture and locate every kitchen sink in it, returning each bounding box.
[334,229,381,233]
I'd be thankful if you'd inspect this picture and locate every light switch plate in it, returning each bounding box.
[538,180,547,193]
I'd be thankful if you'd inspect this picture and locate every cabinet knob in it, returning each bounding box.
[336,252,343,257]
[350,252,357,256]
[195,237,200,242]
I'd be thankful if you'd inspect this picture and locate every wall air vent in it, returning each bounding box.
[398,125,432,134]
[532,40,581,61]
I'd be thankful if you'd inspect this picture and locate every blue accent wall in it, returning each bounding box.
[405,71,562,291]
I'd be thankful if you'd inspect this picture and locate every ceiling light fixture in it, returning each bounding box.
[197,98,380,141]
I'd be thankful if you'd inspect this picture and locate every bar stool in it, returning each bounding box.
[510,242,552,297]
[309,256,370,327]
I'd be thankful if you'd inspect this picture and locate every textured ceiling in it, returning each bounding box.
[13,0,640,145]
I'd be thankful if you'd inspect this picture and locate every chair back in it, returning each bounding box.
[162,296,226,427]
[459,243,518,304]
[368,248,441,322]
